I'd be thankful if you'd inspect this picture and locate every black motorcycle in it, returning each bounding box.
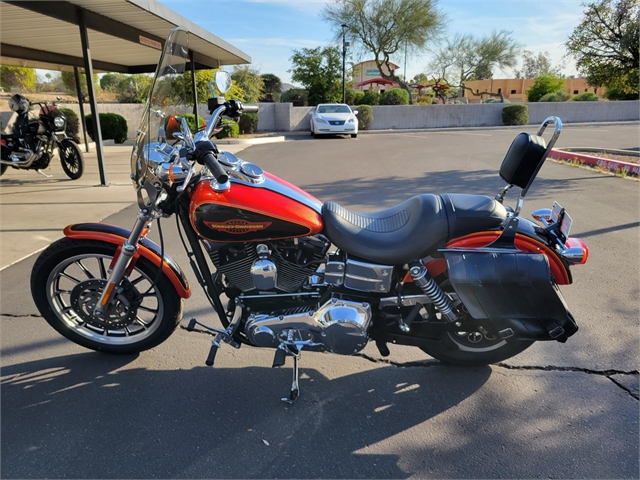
[1,94,84,179]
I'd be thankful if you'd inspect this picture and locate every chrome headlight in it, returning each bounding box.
[315,118,328,124]
[348,117,355,123]
[54,116,66,129]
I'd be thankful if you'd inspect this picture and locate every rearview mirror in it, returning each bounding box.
[213,71,232,94]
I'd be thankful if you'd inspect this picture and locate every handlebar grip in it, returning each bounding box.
[242,104,259,113]
[203,152,229,184]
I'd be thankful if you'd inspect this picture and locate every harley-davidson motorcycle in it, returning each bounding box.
[31,29,588,403]
[1,95,84,179]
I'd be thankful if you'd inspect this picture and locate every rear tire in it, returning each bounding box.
[59,139,84,180]
[421,332,533,366]
[31,238,183,354]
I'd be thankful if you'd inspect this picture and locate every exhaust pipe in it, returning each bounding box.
[0,147,37,167]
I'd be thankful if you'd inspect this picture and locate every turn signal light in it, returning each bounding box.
[564,238,588,265]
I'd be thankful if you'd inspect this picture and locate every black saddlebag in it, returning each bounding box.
[445,250,578,342]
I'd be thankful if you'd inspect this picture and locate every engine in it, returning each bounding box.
[207,236,329,293]
[205,237,391,355]
[244,298,372,355]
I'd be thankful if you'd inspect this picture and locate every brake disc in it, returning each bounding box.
[70,278,142,329]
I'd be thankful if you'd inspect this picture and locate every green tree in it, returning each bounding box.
[260,73,282,102]
[61,71,100,96]
[566,0,639,97]
[178,69,246,104]
[231,65,263,103]
[0,66,36,92]
[526,73,566,102]
[100,73,127,92]
[289,46,342,105]
[323,0,446,103]
[515,50,562,78]
[429,31,521,99]
[115,74,153,103]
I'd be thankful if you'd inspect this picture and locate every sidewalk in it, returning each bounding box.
[0,143,251,270]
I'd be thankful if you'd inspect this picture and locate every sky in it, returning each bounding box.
[157,0,586,85]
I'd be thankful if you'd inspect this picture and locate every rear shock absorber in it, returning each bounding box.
[409,262,458,323]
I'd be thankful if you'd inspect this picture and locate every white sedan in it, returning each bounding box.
[309,104,358,138]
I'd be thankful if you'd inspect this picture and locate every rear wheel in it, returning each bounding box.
[421,329,533,366]
[31,238,183,354]
[59,139,84,180]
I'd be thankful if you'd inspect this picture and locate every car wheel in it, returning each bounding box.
[351,134,358,138]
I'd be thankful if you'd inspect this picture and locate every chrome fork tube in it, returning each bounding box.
[93,211,153,318]
[409,262,458,323]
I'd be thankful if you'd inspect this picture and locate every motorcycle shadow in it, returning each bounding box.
[1,351,491,479]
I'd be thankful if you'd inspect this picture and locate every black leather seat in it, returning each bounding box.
[322,194,507,265]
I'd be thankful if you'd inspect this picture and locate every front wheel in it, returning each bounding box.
[58,139,84,180]
[31,238,183,354]
[0,163,7,176]
[421,330,533,366]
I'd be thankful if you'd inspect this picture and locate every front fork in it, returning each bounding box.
[93,210,153,318]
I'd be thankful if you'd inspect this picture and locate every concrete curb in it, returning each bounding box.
[214,136,286,145]
[549,148,640,175]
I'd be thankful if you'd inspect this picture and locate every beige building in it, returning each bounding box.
[464,78,603,102]
[352,60,400,92]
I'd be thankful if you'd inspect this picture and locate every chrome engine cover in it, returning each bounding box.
[244,298,372,355]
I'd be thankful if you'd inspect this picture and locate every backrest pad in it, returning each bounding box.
[499,133,547,190]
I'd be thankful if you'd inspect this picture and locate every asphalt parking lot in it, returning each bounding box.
[1,123,638,478]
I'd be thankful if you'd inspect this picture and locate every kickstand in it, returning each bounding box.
[36,169,53,178]
[281,347,301,405]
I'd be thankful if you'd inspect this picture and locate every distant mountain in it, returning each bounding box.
[280,83,298,92]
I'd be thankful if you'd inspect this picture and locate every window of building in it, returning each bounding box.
[574,90,579,94]
[498,88,502,94]
[585,89,588,92]
[510,90,516,94]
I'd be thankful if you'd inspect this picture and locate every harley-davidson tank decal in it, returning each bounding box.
[203,219,273,234]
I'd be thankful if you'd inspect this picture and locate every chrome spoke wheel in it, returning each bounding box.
[46,253,164,346]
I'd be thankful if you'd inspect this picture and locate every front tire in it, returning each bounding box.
[59,139,84,180]
[31,238,183,354]
[0,164,7,176]
[421,331,533,366]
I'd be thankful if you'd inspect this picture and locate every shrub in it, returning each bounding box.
[360,90,381,106]
[539,91,572,102]
[572,92,598,101]
[281,88,308,106]
[526,73,566,102]
[351,91,365,105]
[416,95,434,105]
[380,88,409,105]
[502,104,529,126]
[214,120,240,139]
[238,113,258,135]
[355,104,373,130]
[59,107,81,143]
[603,86,637,100]
[85,112,128,143]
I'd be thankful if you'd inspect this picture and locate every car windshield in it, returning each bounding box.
[317,105,351,114]
[131,27,192,201]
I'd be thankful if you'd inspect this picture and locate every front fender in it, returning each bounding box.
[63,223,191,298]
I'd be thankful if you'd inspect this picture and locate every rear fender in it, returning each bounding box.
[406,217,573,285]
[64,223,192,298]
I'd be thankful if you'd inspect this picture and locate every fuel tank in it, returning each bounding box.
[189,170,324,242]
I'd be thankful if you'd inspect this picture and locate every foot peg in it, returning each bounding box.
[185,317,241,367]
[272,347,287,367]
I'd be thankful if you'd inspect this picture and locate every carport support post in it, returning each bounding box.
[73,67,90,153]
[189,51,198,128]
[78,8,108,186]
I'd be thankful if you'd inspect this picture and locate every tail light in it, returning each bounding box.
[562,237,588,265]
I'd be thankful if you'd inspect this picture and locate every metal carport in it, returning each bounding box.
[0,0,251,185]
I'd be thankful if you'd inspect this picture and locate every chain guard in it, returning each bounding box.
[70,278,143,329]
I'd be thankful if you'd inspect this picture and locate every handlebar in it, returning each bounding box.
[243,104,259,113]
[203,152,229,184]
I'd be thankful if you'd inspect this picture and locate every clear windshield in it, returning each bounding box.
[317,105,351,114]
[131,27,192,205]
